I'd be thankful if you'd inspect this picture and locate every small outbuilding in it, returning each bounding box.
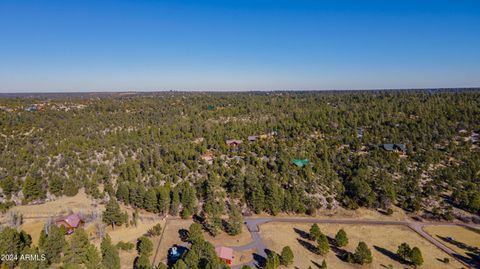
[248,136,257,142]
[382,144,406,153]
[215,246,234,265]
[291,159,310,167]
[226,139,242,147]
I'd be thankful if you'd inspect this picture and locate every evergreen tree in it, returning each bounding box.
[169,188,180,216]
[335,229,348,247]
[116,182,130,204]
[172,260,188,269]
[227,203,243,235]
[321,259,327,268]
[280,246,294,266]
[102,198,125,228]
[157,186,171,215]
[41,225,66,263]
[309,223,322,241]
[265,251,280,269]
[353,242,373,264]
[188,223,204,244]
[22,175,45,201]
[135,254,151,269]
[410,247,424,267]
[317,234,330,255]
[63,228,90,265]
[137,236,153,256]
[397,242,412,261]
[144,189,158,213]
[84,244,102,269]
[101,234,120,269]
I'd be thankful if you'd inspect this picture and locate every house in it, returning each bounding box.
[226,139,242,147]
[215,246,234,265]
[382,144,407,154]
[207,105,215,110]
[25,105,37,112]
[291,159,310,167]
[248,136,257,142]
[55,213,83,234]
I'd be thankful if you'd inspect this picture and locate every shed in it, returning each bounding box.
[215,246,234,265]
[248,136,257,142]
[226,139,242,147]
[382,143,406,153]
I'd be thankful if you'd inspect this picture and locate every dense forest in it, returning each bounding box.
[0,90,479,227]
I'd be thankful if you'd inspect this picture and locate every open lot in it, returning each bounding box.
[260,222,464,269]
[424,225,480,266]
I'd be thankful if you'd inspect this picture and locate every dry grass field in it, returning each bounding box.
[7,189,104,218]
[424,225,480,265]
[20,219,45,245]
[260,222,464,269]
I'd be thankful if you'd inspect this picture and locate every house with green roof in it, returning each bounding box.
[291,159,310,167]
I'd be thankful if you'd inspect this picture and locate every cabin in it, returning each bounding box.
[226,139,242,147]
[291,159,310,167]
[215,246,234,265]
[248,136,257,142]
[55,213,83,234]
[382,144,407,154]
[25,105,37,112]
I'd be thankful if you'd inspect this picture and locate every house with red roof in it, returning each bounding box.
[55,213,83,234]
[215,246,234,265]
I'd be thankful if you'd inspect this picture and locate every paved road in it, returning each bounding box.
[230,217,479,269]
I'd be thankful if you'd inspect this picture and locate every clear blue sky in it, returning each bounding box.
[1,0,479,92]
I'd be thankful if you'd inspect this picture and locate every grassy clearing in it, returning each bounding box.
[260,222,463,269]
[424,225,480,265]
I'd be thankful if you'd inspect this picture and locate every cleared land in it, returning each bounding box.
[260,222,463,269]
[424,225,480,265]
[154,219,252,264]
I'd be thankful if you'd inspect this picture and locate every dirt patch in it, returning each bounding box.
[260,222,463,269]
[20,220,45,245]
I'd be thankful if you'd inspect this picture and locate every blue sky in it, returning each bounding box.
[1,0,479,92]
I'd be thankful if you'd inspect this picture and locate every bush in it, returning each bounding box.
[116,241,134,251]
[147,223,163,237]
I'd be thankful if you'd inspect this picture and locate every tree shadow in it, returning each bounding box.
[437,235,480,266]
[297,238,318,254]
[293,227,310,240]
[330,244,350,262]
[253,253,266,267]
[373,245,407,264]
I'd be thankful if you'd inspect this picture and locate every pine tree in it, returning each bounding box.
[172,260,188,269]
[42,225,66,263]
[397,242,412,261]
[63,228,90,265]
[265,251,280,269]
[22,175,45,201]
[309,223,322,241]
[116,182,130,204]
[101,234,120,269]
[335,229,348,247]
[410,247,423,267]
[137,236,153,256]
[227,203,243,235]
[144,189,158,213]
[102,198,125,228]
[317,234,330,255]
[135,254,151,269]
[157,186,171,215]
[188,223,204,244]
[321,259,327,269]
[280,246,294,266]
[169,188,180,216]
[353,241,373,264]
[84,244,102,269]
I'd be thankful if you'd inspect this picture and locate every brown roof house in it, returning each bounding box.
[56,213,83,234]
